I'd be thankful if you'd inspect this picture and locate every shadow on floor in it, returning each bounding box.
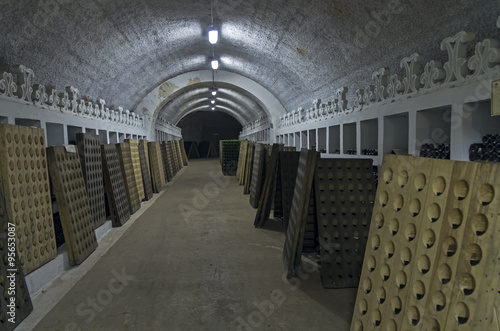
[259,218,285,233]
[289,262,357,327]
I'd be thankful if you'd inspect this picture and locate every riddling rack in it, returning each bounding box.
[351,154,500,331]
[221,140,241,176]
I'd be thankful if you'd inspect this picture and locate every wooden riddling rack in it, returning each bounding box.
[314,158,375,288]
[237,141,255,190]
[351,155,500,331]
[282,149,318,278]
[190,140,219,159]
[302,180,318,253]
[161,141,174,182]
[171,141,180,174]
[101,144,131,227]
[179,140,189,166]
[236,140,248,181]
[174,140,183,173]
[273,155,284,219]
[242,140,499,327]
[254,144,284,228]
[0,168,33,330]
[46,146,98,265]
[76,133,107,229]
[124,139,145,202]
[138,142,154,201]
[279,151,300,231]
[148,141,166,193]
[187,141,201,159]
[0,124,57,275]
[249,143,266,208]
[244,142,377,289]
[116,143,141,214]
[0,122,188,327]
[221,140,240,175]
[175,141,183,172]
[169,141,178,175]
[140,140,150,170]
[243,142,255,194]
[206,140,218,158]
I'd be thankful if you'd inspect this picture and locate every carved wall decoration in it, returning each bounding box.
[277,17,500,130]
[0,65,166,131]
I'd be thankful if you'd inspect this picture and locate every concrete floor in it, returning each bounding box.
[29,159,356,331]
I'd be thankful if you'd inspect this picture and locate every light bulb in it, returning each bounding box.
[211,90,217,96]
[208,29,218,44]
[211,100,216,104]
[211,59,219,70]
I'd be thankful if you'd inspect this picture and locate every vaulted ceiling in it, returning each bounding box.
[1,0,498,126]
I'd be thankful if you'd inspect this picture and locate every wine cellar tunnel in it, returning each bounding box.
[0,1,499,330]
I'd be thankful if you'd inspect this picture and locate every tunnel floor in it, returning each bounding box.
[30,158,356,331]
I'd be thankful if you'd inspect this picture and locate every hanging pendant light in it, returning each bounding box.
[208,26,218,44]
[211,59,219,70]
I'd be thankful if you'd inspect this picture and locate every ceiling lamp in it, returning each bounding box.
[210,86,218,96]
[208,27,218,44]
[211,59,219,70]
[211,99,216,104]
[211,106,215,110]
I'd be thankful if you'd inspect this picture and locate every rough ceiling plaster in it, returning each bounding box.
[0,0,498,126]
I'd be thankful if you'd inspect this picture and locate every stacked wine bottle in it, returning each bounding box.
[361,148,378,155]
[419,143,450,159]
[346,149,357,155]
[469,134,500,162]
[373,165,379,188]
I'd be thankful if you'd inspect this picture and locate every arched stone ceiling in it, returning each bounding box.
[156,81,268,125]
[1,0,498,127]
[135,70,286,127]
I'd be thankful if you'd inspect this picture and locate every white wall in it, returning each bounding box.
[277,78,500,166]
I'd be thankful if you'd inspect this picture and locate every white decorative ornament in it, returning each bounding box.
[400,53,424,94]
[59,90,70,112]
[321,103,327,117]
[325,101,333,115]
[0,72,17,98]
[48,88,60,111]
[372,68,390,102]
[386,74,403,98]
[34,84,48,107]
[93,103,100,117]
[363,85,375,105]
[334,87,348,113]
[298,108,304,123]
[441,31,476,84]
[467,38,500,77]
[353,89,364,109]
[124,109,130,125]
[118,107,124,123]
[13,65,34,103]
[420,60,445,89]
[77,99,86,115]
[66,86,80,114]
[87,101,94,116]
